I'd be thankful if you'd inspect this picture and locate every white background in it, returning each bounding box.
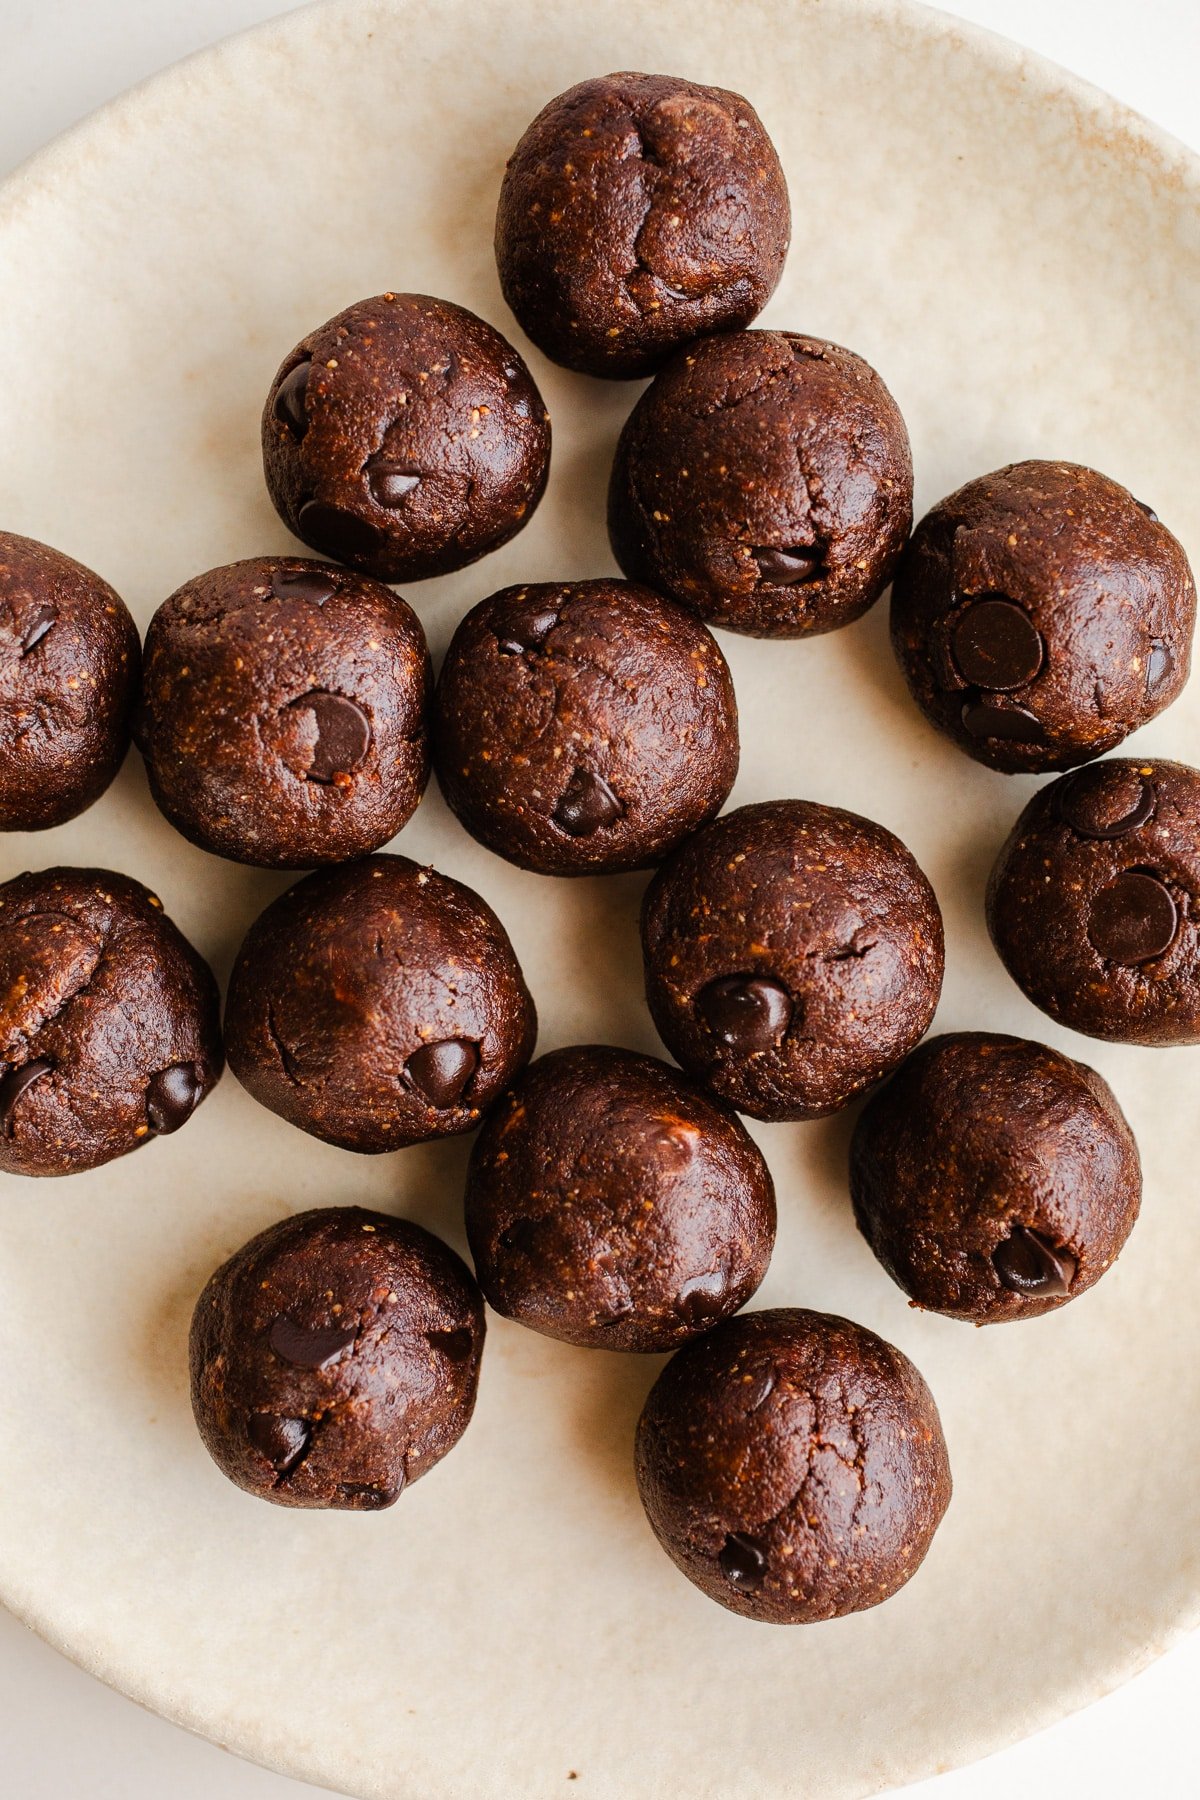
[2,1,1198,1795]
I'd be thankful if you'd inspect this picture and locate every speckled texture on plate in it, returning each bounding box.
[0,1,1198,1797]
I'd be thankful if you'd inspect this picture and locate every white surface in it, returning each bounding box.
[1,0,1199,1795]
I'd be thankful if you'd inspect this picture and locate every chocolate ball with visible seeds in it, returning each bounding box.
[890,461,1196,772]
[635,1308,952,1623]
[0,867,222,1176]
[190,1207,485,1510]
[433,579,738,875]
[262,293,550,582]
[224,853,537,1151]
[640,800,944,1120]
[986,756,1200,1043]
[0,531,140,830]
[495,72,790,380]
[850,1032,1142,1323]
[465,1045,775,1350]
[608,331,913,636]
[138,556,431,868]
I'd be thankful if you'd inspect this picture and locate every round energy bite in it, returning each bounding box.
[138,556,430,868]
[641,800,944,1120]
[987,757,1200,1043]
[0,531,140,830]
[465,1045,775,1351]
[0,867,222,1176]
[850,1032,1142,1323]
[190,1207,485,1510]
[890,461,1196,772]
[224,853,537,1151]
[608,331,913,637]
[635,1308,952,1623]
[434,579,738,875]
[495,72,790,380]
[262,293,550,582]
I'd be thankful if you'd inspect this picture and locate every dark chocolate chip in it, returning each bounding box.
[19,604,56,655]
[271,567,338,606]
[0,1059,53,1137]
[960,698,1044,742]
[553,768,624,836]
[366,460,422,508]
[718,1532,768,1590]
[752,545,824,586]
[427,1326,474,1362]
[1058,768,1156,839]
[403,1038,479,1107]
[145,1062,202,1134]
[950,598,1044,690]
[992,1224,1077,1297]
[268,1316,358,1369]
[697,975,794,1053]
[1087,870,1178,964]
[286,690,371,782]
[746,1369,776,1411]
[676,1269,728,1326]
[1146,639,1173,695]
[499,1216,540,1254]
[496,609,558,656]
[1135,499,1159,522]
[248,1412,311,1473]
[296,499,383,565]
[335,1480,401,1509]
[274,361,311,439]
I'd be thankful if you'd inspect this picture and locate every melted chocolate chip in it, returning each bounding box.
[274,361,311,439]
[496,609,558,656]
[145,1062,201,1134]
[0,1059,53,1137]
[270,567,338,606]
[960,698,1044,742]
[752,545,824,586]
[1058,768,1156,839]
[336,1480,401,1509]
[1087,870,1178,964]
[992,1224,1077,1297]
[268,1316,358,1369]
[427,1326,474,1362]
[746,1368,776,1411]
[248,1412,311,1474]
[1135,499,1160,522]
[1146,639,1172,695]
[19,604,56,655]
[499,1216,540,1254]
[366,460,422,508]
[950,598,1044,690]
[297,500,383,564]
[697,975,793,1053]
[403,1038,479,1107]
[676,1269,728,1325]
[718,1531,767,1590]
[553,768,624,836]
[286,690,372,782]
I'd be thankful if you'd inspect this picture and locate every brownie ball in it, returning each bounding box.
[465,1045,775,1351]
[608,331,913,637]
[987,757,1200,1044]
[190,1207,485,1510]
[225,854,537,1151]
[138,556,430,868]
[0,867,222,1176]
[0,531,140,830]
[850,1032,1142,1323]
[641,800,944,1120]
[262,293,550,582]
[635,1308,952,1623]
[495,72,790,380]
[434,579,738,875]
[890,461,1196,772]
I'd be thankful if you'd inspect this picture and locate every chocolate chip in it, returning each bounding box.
[403,1038,479,1107]
[746,1369,776,1411]
[270,567,338,606]
[718,1531,767,1590]
[1135,499,1160,521]
[499,1216,540,1254]
[336,1480,401,1509]
[0,1059,53,1137]
[145,1062,202,1134]
[1146,639,1172,695]
[992,1224,1076,1297]
[1058,767,1156,839]
[248,1412,311,1474]
[697,975,793,1053]
[676,1269,728,1325]
[960,698,1044,742]
[366,460,421,508]
[268,1316,358,1369]
[296,499,383,564]
[553,768,623,836]
[753,545,824,586]
[1087,870,1178,964]
[19,604,56,655]
[496,609,558,656]
[286,690,371,782]
[950,598,1044,690]
[274,361,311,439]
[427,1326,474,1362]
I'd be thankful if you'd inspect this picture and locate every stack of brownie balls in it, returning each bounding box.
[1,69,1195,1628]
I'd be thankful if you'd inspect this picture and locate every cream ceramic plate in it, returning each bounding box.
[1,1,1198,1794]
